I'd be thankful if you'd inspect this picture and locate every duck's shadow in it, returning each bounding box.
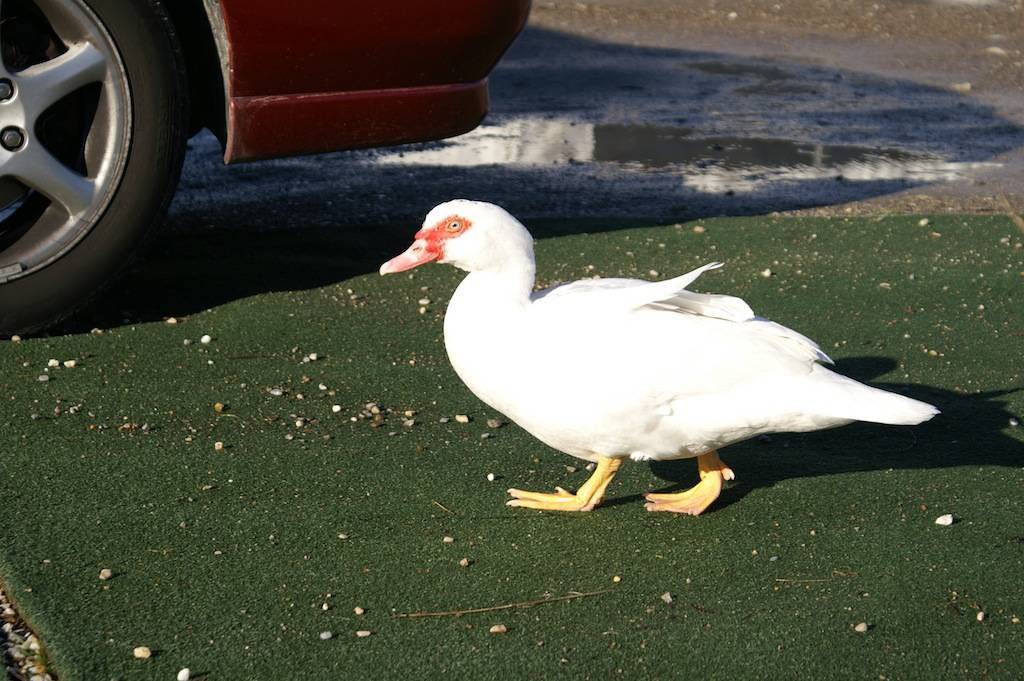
[604,356,1023,510]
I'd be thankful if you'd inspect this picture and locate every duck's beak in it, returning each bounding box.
[379,238,438,274]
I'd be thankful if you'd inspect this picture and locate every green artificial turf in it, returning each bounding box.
[1,215,1023,680]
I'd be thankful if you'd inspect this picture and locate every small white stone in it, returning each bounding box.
[660,591,673,604]
[319,630,333,640]
[443,535,455,544]
[47,359,59,367]
[269,388,283,396]
[487,473,496,482]
[214,441,224,451]
[354,606,365,615]
[355,630,372,638]
[760,268,772,278]
[459,557,471,567]
[200,334,212,344]
[63,359,76,368]
[489,624,507,634]
[854,622,869,633]
[454,414,470,424]
[10,335,20,342]
[321,602,330,611]
[132,646,151,659]
[98,568,113,580]
[37,374,49,383]
[727,11,738,20]
[935,514,955,526]
[332,405,342,413]
[165,317,178,325]
[319,383,328,390]
[918,218,930,227]
[977,611,986,622]
[985,46,1008,57]
[418,298,431,305]
[177,668,191,681]
[295,418,305,428]
[1010,418,1019,427]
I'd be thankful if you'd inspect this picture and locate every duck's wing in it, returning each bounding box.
[593,262,755,322]
[636,264,834,365]
[533,262,832,366]
[533,262,733,311]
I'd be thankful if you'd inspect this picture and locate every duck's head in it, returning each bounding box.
[380,200,534,275]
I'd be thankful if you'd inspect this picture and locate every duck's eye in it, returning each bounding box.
[446,220,462,232]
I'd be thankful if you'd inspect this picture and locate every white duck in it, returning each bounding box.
[380,200,939,515]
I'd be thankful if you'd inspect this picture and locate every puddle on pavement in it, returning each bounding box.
[681,61,821,95]
[683,61,794,81]
[378,117,999,193]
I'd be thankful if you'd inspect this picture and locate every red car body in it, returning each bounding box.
[205,0,531,162]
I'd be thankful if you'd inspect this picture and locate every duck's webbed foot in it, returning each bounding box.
[644,451,734,515]
[507,457,622,512]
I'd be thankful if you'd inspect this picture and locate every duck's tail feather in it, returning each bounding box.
[800,364,939,425]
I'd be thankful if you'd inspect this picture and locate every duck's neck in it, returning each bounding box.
[460,257,536,309]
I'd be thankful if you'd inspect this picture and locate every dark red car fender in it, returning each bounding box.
[201,0,530,162]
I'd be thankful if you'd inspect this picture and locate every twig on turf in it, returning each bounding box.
[431,500,454,515]
[392,589,612,619]
[775,570,859,584]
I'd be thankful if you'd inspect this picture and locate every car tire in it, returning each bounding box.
[0,0,187,336]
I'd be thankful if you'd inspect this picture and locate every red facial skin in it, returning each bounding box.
[380,215,473,274]
[416,214,472,261]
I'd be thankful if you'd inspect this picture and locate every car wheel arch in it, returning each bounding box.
[163,0,229,144]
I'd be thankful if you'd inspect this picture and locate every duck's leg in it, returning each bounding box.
[644,451,734,515]
[507,457,622,512]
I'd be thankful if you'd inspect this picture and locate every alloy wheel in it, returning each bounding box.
[0,0,130,283]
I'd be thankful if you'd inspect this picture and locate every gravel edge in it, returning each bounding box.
[0,584,55,681]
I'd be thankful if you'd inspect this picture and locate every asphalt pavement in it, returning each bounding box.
[168,0,1024,232]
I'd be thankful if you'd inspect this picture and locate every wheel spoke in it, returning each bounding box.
[31,0,90,42]
[11,144,95,218]
[17,42,106,114]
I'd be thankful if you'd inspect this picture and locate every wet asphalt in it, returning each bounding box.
[168,0,1024,232]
